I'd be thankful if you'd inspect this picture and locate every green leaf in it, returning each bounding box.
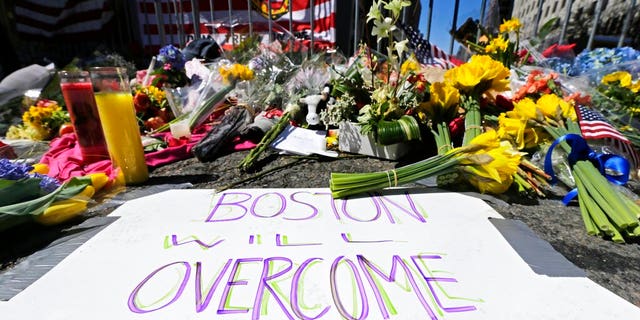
[0,179,43,206]
[0,179,16,190]
[188,85,234,130]
[0,176,91,218]
[537,17,559,40]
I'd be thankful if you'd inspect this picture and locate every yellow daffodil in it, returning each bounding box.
[601,71,633,88]
[499,18,522,33]
[485,36,509,54]
[219,63,254,84]
[444,55,510,95]
[498,113,543,150]
[508,97,542,121]
[400,55,420,76]
[456,130,522,194]
[460,129,501,153]
[419,82,460,121]
[536,93,576,122]
[630,80,640,93]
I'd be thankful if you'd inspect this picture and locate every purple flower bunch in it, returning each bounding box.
[157,45,186,71]
[0,158,60,193]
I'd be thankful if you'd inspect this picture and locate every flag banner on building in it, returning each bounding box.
[14,0,114,39]
[136,0,336,53]
[576,105,640,168]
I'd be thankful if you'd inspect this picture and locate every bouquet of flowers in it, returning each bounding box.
[6,99,69,141]
[335,0,427,145]
[133,85,175,132]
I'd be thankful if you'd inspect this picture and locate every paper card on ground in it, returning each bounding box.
[271,125,338,157]
[1,188,638,319]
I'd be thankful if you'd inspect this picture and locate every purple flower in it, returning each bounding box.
[33,173,61,193]
[0,158,61,193]
[157,45,186,70]
[0,158,31,180]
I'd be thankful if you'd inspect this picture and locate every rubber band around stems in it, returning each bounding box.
[464,125,483,132]
[438,144,451,153]
[385,169,398,188]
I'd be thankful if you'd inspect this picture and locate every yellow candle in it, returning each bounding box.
[94,92,149,184]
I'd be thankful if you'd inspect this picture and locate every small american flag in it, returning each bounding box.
[576,105,640,168]
[400,24,460,69]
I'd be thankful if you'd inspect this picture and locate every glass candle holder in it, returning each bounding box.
[89,67,148,184]
[58,70,109,164]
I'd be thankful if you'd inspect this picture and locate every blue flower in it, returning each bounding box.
[0,158,61,193]
[33,173,61,193]
[567,47,640,76]
[0,158,31,180]
[157,45,186,70]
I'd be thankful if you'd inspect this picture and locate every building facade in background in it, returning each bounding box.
[511,0,639,51]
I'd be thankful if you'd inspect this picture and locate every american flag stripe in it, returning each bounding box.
[399,23,461,70]
[580,121,630,142]
[136,0,336,51]
[577,105,640,168]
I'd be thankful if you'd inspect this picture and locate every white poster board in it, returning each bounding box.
[1,188,639,319]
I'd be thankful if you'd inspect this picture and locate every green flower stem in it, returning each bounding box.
[574,161,638,229]
[621,194,640,219]
[573,171,615,236]
[189,85,234,130]
[576,184,601,236]
[238,112,291,172]
[545,121,640,242]
[462,95,482,146]
[330,151,463,198]
[434,122,452,155]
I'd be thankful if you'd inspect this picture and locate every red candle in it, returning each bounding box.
[59,71,109,164]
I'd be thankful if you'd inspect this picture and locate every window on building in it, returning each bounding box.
[553,1,558,13]
[561,0,566,9]
[544,6,550,17]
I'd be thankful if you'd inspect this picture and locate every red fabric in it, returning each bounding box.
[41,128,257,181]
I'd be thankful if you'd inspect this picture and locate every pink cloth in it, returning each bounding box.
[40,133,116,182]
[40,129,257,181]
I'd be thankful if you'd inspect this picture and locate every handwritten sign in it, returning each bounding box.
[1,189,639,319]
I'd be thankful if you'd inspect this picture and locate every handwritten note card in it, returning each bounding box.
[1,189,638,319]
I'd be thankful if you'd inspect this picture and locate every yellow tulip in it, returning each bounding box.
[30,163,50,175]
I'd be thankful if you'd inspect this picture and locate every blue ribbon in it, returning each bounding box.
[544,133,630,205]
